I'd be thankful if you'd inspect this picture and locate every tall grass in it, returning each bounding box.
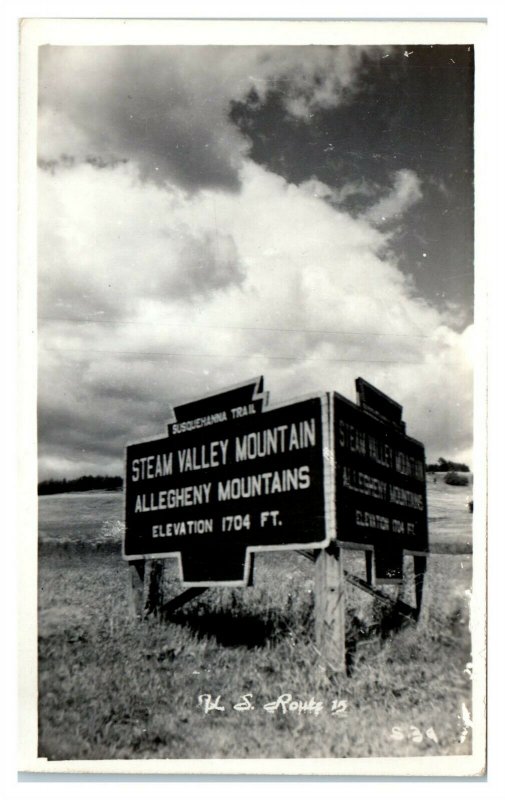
[38,548,472,760]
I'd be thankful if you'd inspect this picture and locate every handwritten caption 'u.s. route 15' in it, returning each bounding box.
[124,392,333,584]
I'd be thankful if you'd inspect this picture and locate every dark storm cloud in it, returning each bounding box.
[232,45,474,322]
[38,45,370,193]
[38,402,127,452]
[38,46,246,191]
[38,385,169,473]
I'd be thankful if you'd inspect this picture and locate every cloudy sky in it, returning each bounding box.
[37,44,474,479]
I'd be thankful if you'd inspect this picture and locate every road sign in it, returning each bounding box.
[124,378,335,585]
[333,380,428,582]
[124,376,428,587]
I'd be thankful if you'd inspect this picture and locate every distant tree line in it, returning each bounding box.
[38,475,123,495]
[426,457,470,473]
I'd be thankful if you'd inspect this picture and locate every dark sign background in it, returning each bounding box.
[333,392,428,580]
[124,395,332,584]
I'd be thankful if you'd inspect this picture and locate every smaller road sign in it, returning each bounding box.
[333,380,428,582]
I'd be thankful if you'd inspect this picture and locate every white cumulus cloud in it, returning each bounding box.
[38,158,472,477]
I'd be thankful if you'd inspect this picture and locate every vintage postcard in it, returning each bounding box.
[18,17,487,776]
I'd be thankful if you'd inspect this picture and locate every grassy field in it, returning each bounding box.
[38,481,474,761]
[38,490,124,545]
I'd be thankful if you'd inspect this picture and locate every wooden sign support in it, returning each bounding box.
[128,559,165,618]
[128,561,145,619]
[128,546,348,673]
[314,544,346,673]
[145,560,164,615]
[365,550,373,585]
[161,587,207,618]
[413,555,428,621]
[129,560,208,620]
[128,546,427,675]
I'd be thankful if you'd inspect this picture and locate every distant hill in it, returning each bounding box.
[38,475,123,495]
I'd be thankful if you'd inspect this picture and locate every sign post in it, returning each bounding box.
[314,543,346,672]
[128,560,145,619]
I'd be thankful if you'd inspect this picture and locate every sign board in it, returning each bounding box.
[124,376,428,587]
[333,380,428,582]
[124,378,335,586]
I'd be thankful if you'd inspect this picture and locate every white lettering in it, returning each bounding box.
[218,466,310,501]
[134,483,212,512]
[178,440,228,472]
[152,519,213,537]
[342,467,388,500]
[131,452,172,481]
[389,485,424,511]
[172,412,227,434]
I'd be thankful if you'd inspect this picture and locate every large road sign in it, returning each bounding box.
[124,378,335,585]
[124,376,428,587]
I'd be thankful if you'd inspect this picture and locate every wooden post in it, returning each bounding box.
[314,545,346,673]
[413,555,427,620]
[365,550,373,585]
[145,559,165,616]
[247,554,255,587]
[129,560,145,618]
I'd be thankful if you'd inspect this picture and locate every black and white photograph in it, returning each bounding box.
[18,17,487,776]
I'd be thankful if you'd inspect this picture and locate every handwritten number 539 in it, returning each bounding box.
[390,725,439,744]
